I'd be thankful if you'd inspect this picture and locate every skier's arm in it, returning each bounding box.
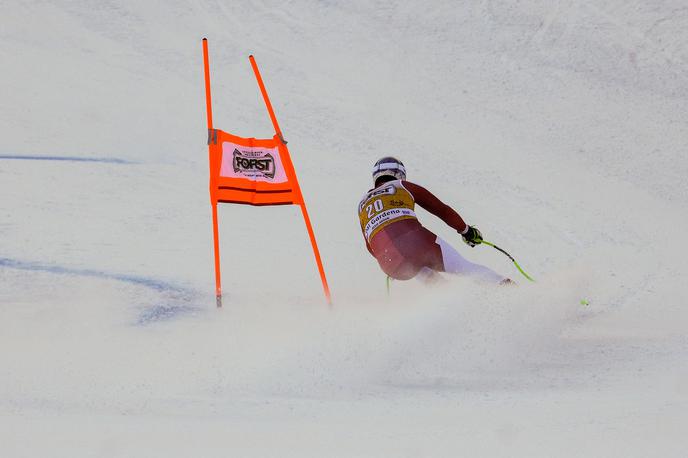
[402,180,469,234]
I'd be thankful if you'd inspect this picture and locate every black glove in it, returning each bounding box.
[461,225,483,247]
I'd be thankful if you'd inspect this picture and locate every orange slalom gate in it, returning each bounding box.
[202,38,331,307]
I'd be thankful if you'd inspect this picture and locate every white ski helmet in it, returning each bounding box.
[372,156,406,183]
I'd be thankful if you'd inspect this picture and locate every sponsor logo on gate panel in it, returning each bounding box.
[232,149,276,179]
[220,142,288,183]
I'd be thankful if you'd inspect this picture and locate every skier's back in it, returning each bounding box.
[358,157,509,283]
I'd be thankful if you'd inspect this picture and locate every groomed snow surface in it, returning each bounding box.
[1,1,687,456]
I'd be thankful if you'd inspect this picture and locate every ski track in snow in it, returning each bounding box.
[0,154,133,164]
[0,257,200,325]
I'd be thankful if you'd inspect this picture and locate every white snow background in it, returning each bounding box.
[1,1,687,456]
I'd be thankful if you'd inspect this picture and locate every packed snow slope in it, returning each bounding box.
[1,1,687,456]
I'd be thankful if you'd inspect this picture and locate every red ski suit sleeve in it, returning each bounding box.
[402,181,469,234]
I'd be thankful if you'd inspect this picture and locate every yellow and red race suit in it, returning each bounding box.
[357,180,469,280]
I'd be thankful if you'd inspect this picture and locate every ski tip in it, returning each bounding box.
[202,37,207,41]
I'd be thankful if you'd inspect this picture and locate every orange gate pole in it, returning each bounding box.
[203,38,223,308]
[249,55,332,305]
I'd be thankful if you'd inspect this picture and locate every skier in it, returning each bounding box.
[358,157,511,284]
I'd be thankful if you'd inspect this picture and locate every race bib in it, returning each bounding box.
[358,181,417,242]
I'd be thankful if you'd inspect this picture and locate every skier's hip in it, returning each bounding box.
[370,222,443,280]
